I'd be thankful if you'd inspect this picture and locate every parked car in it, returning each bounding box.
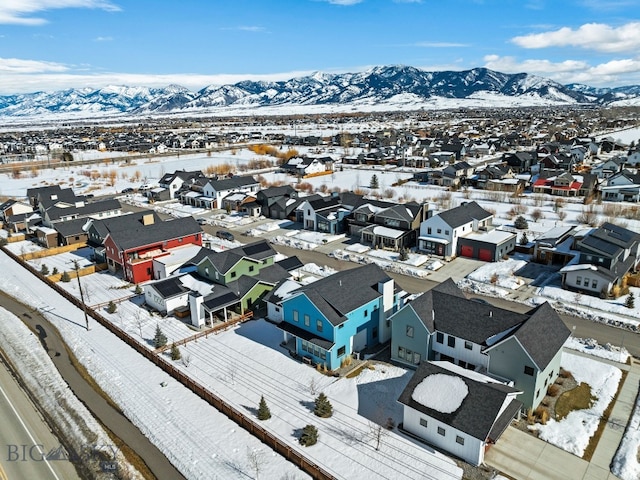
[122,187,134,194]
[196,218,208,225]
[216,230,234,241]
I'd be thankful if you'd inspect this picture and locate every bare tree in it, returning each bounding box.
[246,448,265,480]
[227,362,238,385]
[181,353,192,368]
[309,377,318,396]
[134,311,146,339]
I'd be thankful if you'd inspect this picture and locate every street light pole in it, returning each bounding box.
[72,260,90,331]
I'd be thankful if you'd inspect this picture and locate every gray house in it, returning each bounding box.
[390,279,570,411]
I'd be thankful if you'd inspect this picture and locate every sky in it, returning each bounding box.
[0,0,640,94]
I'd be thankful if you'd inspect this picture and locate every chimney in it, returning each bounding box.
[189,292,204,328]
[142,213,155,226]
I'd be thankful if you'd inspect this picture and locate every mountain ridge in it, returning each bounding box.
[1,65,639,118]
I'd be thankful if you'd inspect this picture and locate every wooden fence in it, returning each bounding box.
[1,245,336,480]
[21,242,88,260]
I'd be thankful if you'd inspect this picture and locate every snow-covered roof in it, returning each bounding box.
[464,229,516,244]
[418,236,450,245]
[411,373,469,414]
[560,264,598,273]
[372,225,405,239]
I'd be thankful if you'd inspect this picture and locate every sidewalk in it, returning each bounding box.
[485,353,639,480]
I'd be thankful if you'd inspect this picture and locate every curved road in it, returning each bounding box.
[0,291,185,480]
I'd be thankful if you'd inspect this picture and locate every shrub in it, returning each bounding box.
[257,395,271,420]
[625,291,635,309]
[135,284,143,295]
[519,233,529,245]
[490,273,498,284]
[40,264,50,275]
[299,424,318,447]
[547,384,560,397]
[106,301,117,314]
[314,393,333,418]
[52,267,58,275]
[559,368,572,379]
[60,271,71,282]
[398,247,409,261]
[170,344,182,361]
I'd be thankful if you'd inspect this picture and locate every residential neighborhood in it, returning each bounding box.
[2,111,640,480]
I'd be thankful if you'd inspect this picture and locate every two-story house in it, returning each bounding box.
[390,279,570,411]
[418,202,514,261]
[356,203,430,250]
[157,169,206,200]
[560,222,640,296]
[600,171,640,202]
[298,195,351,234]
[277,264,404,370]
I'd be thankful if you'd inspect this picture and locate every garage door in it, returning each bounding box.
[460,245,474,258]
[479,248,493,261]
[352,329,368,352]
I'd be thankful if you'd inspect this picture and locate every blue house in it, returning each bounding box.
[278,264,404,370]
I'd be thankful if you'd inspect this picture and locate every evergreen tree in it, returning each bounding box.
[519,233,529,245]
[626,291,635,309]
[135,284,143,295]
[314,392,333,418]
[170,344,182,360]
[257,395,271,420]
[398,247,409,261]
[153,324,168,348]
[514,215,528,230]
[60,271,71,282]
[52,267,58,275]
[299,424,318,447]
[40,264,49,275]
[369,174,379,189]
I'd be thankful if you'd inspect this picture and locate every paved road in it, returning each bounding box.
[0,356,81,480]
[0,291,185,480]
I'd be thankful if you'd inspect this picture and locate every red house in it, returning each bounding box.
[104,214,203,283]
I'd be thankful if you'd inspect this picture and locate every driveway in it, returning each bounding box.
[485,427,617,480]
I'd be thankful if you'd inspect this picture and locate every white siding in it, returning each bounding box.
[403,406,484,466]
[563,269,611,294]
[431,333,489,371]
[267,302,283,323]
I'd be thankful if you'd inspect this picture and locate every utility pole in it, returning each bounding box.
[72,260,90,331]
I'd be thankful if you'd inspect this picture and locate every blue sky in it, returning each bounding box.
[0,0,639,93]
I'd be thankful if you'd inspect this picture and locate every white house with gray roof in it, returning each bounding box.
[399,361,522,466]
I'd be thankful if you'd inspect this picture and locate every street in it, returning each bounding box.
[0,356,80,480]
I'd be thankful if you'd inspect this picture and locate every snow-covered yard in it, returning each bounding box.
[531,353,622,457]
[466,258,527,290]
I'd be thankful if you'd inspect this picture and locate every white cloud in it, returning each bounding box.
[0,0,120,25]
[220,26,267,33]
[319,0,364,5]
[512,22,640,53]
[412,42,469,48]
[483,54,640,86]
[93,36,113,41]
[0,57,69,74]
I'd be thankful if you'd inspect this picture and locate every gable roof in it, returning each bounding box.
[107,216,201,251]
[398,361,522,441]
[88,210,161,241]
[437,201,492,229]
[287,264,391,326]
[149,276,190,299]
[45,198,121,222]
[207,175,258,192]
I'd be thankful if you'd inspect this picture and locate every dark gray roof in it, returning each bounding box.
[398,362,522,441]
[107,216,202,251]
[437,201,492,229]
[150,276,189,299]
[276,256,304,271]
[208,175,258,191]
[46,198,121,222]
[196,240,276,274]
[39,188,80,209]
[203,288,240,311]
[53,217,89,237]
[88,210,160,242]
[513,302,571,370]
[26,184,61,200]
[287,264,390,326]
[254,263,291,285]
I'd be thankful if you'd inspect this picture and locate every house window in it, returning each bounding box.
[592,279,598,288]
[275,307,280,312]
[304,314,310,327]
[372,327,378,339]
[456,435,465,445]
[205,267,210,277]
[338,346,346,356]
[413,353,421,365]
[437,427,446,436]
[445,230,449,235]
[406,326,414,338]
[447,336,455,348]
[437,229,442,234]
[230,271,236,278]
[293,310,299,322]
[576,276,582,286]
[427,227,432,234]
[436,332,444,344]
[249,265,255,272]
[420,418,428,428]
[364,309,368,317]
[316,319,323,332]
[464,341,472,350]
[398,346,405,359]
[524,365,534,376]
[536,389,540,398]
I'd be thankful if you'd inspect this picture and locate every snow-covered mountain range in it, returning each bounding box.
[1,65,639,118]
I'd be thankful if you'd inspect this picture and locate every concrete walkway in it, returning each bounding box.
[485,355,640,480]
